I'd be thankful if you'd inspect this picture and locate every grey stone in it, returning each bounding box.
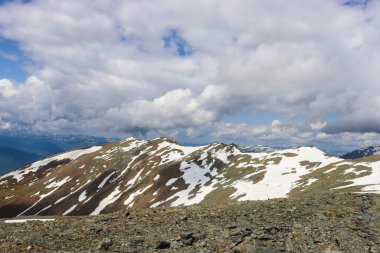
[97,237,112,250]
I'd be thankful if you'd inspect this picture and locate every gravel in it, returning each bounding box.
[0,193,379,252]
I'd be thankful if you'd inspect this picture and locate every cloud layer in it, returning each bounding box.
[0,0,380,147]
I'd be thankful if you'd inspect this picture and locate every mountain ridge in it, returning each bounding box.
[341,146,380,159]
[0,137,380,218]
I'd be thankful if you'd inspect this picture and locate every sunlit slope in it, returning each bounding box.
[0,137,379,217]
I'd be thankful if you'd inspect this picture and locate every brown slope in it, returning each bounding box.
[1,137,380,218]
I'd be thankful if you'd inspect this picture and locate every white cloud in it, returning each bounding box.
[212,120,380,148]
[0,79,17,97]
[0,0,379,147]
[102,88,218,132]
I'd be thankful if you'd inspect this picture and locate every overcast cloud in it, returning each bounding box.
[0,0,379,148]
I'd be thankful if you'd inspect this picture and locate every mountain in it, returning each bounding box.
[0,137,380,218]
[0,132,117,175]
[0,145,41,173]
[341,146,380,159]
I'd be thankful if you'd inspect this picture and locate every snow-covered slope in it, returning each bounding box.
[0,137,380,217]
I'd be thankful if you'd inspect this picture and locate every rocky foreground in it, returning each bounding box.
[1,193,379,252]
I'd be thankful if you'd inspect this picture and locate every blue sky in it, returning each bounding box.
[0,0,380,149]
[163,29,193,57]
[0,38,29,82]
[343,0,370,7]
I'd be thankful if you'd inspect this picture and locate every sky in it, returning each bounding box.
[0,0,380,150]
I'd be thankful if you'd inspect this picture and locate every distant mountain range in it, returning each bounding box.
[0,145,40,173]
[1,137,379,218]
[340,146,380,159]
[0,132,117,175]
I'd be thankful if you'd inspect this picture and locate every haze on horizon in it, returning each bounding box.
[0,0,379,150]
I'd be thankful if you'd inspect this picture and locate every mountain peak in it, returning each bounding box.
[151,136,178,144]
[0,137,380,218]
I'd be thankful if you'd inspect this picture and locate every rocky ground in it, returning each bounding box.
[0,193,379,253]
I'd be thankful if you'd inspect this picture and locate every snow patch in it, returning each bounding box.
[126,169,143,187]
[46,176,71,189]
[4,219,55,223]
[121,139,147,153]
[98,172,115,189]
[54,196,68,205]
[166,178,178,186]
[63,204,78,215]
[231,147,341,201]
[336,161,380,193]
[167,160,218,206]
[1,146,101,182]
[124,184,152,207]
[78,191,87,202]
[90,186,123,215]
[343,168,367,175]
[304,178,318,187]
[36,205,52,215]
